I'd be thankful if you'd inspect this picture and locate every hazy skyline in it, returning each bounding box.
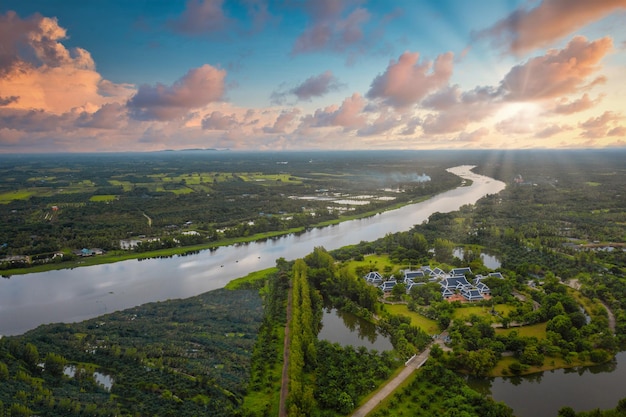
[1,0,625,153]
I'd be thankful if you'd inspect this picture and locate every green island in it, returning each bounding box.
[1,150,625,417]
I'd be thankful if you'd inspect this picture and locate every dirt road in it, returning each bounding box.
[350,347,432,417]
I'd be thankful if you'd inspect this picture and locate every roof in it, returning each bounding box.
[379,280,397,291]
[450,267,472,276]
[461,288,484,301]
[364,271,383,283]
[488,272,504,279]
[440,276,471,290]
[404,270,425,279]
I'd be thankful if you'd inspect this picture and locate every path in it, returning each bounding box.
[350,334,449,417]
[564,280,616,334]
[601,300,616,334]
[141,211,152,227]
[278,286,293,417]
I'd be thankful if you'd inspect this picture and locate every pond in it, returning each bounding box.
[318,308,393,351]
[453,247,502,270]
[63,365,114,391]
[467,352,626,416]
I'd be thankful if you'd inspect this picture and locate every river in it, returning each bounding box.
[0,165,504,336]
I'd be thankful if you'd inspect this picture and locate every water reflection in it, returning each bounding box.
[318,308,393,351]
[63,365,114,391]
[468,352,626,416]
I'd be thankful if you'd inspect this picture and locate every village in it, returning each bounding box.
[364,265,503,303]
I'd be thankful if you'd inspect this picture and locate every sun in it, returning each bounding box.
[493,102,542,122]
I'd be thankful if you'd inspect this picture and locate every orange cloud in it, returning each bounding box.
[127,64,226,121]
[579,111,623,138]
[535,124,572,138]
[549,93,604,114]
[0,11,133,114]
[475,0,626,54]
[367,51,454,109]
[501,36,613,101]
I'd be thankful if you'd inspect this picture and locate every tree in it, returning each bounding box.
[434,238,454,264]
[44,352,67,377]
[391,283,406,301]
[22,343,39,369]
[557,406,576,417]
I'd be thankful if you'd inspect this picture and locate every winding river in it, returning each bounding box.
[1,165,502,336]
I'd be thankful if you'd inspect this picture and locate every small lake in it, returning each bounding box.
[467,351,626,416]
[64,365,114,391]
[318,308,393,351]
[453,248,502,270]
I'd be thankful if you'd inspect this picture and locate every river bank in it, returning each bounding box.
[1,188,460,277]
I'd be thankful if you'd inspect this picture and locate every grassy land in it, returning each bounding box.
[494,322,547,339]
[225,267,278,290]
[242,324,284,416]
[89,195,117,202]
[490,353,596,377]
[384,304,440,334]
[452,304,514,322]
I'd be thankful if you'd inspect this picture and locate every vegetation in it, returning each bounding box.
[0,288,264,416]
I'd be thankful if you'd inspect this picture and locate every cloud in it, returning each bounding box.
[357,113,400,136]
[263,109,300,134]
[608,126,626,136]
[367,51,454,109]
[0,11,94,73]
[500,36,613,101]
[422,85,461,110]
[455,127,490,143]
[0,12,134,114]
[495,115,535,135]
[168,0,229,35]
[292,1,370,54]
[421,86,500,135]
[535,124,572,138]
[271,70,343,103]
[475,0,626,55]
[201,111,239,130]
[291,71,343,101]
[301,92,367,130]
[549,93,603,114]
[76,103,127,129]
[0,96,19,106]
[579,111,623,138]
[128,64,226,121]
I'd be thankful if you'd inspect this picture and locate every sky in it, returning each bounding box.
[0,0,625,153]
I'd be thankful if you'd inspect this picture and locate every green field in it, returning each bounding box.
[452,304,514,322]
[89,195,117,202]
[384,304,440,334]
[0,190,33,203]
[495,322,547,339]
